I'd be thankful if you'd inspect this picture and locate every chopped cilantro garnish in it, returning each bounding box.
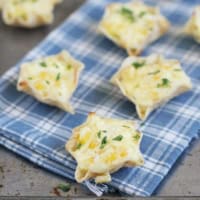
[56,73,61,81]
[100,136,107,149]
[132,61,145,69]
[113,135,123,141]
[45,80,50,85]
[148,70,160,75]
[122,125,130,129]
[97,131,101,139]
[57,183,71,192]
[76,143,82,150]
[97,130,107,139]
[66,64,72,70]
[54,63,59,68]
[133,133,140,141]
[120,7,135,22]
[174,69,181,71]
[21,13,27,20]
[121,7,133,15]
[138,11,146,18]
[157,78,171,88]
[40,62,47,67]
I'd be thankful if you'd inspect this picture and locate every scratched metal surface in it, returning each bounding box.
[0,0,200,198]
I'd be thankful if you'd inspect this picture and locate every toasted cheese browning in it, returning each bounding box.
[1,0,62,28]
[66,113,144,183]
[111,54,192,120]
[99,1,170,55]
[184,6,200,43]
[17,50,84,113]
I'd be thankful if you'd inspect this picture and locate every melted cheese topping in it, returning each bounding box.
[17,50,84,113]
[111,54,192,120]
[99,1,170,55]
[185,6,200,43]
[2,0,57,28]
[66,113,144,183]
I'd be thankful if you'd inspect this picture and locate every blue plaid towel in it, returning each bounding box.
[0,0,200,196]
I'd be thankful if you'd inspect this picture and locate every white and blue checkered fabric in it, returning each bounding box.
[0,0,200,196]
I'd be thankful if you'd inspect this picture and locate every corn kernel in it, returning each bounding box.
[163,65,171,70]
[88,157,94,164]
[89,141,98,149]
[153,74,161,81]
[105,153,117,163]
[39,72,48,79]
[55,81,61,88]
[120,149,128,157]
[151,91,159,101]
[79,132,91,144]
[34,82,45,91]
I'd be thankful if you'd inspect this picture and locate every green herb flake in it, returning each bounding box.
[132,61,145,69]
[157,78,171,88]
[54,63,59,69]
[28,77,33,80]
[40,62,47,68]
[174,68,181,72]
[138,11,146,18]
[21,13,27,20]
[133,133,140,141]
[45,80,50,85]
[57,183,71,192]
[66,64,72,70]
[56,73,61,81]
[148,70,160,75]
[102,130,107,133]
[97,131,101,139]
[120,7,135,22]
[113,135,123,141]
[76,143,82,150]
[100,136,107,149]
[122,125,131,129]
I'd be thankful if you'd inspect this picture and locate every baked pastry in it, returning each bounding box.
[17,50,84,113]
[66,112,144,183]
[2,0,59,28]
[111,54,192,120]
[184,6,200,43]
[99,1,170,55]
